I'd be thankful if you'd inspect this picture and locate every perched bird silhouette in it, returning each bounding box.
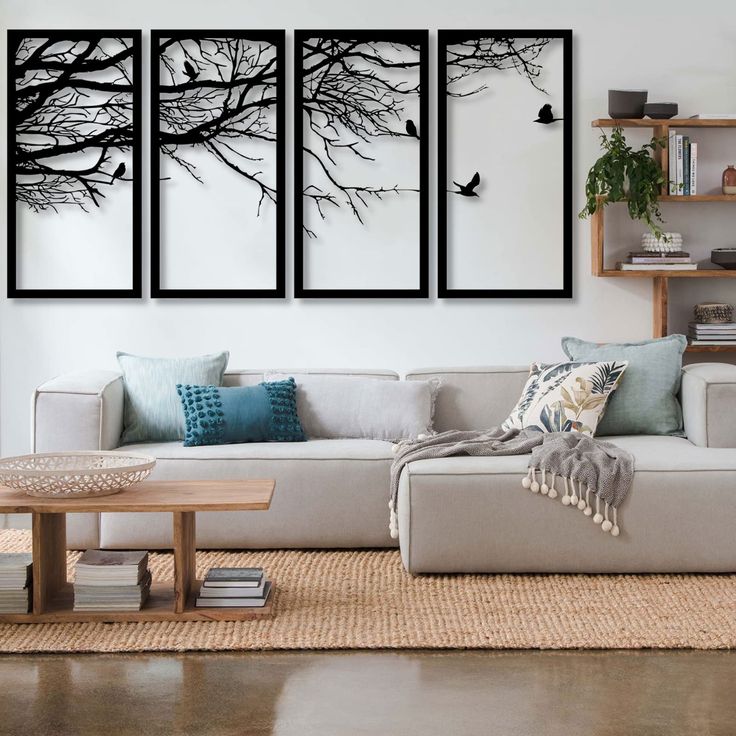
[452,172,481,197]
[405,119,419,139]
[111,162,126,180]
[534,103,563,124]
[183,60,198,81]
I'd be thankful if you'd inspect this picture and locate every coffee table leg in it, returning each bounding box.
[32,512,67,615]
[173,511,196,613]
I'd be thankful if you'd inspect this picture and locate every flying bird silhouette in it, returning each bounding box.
[534,103,563,124]
[111,162,126,180]
[405,119,419,139]
[452,172,481,197]
[183,60,198,81]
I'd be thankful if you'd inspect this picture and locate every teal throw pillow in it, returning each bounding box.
[118,351,229,443]
[561,335,687,436]
[177,378,306,447]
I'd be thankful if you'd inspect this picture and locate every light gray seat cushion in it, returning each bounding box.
[99,439,396,550]
[399,435,736,574]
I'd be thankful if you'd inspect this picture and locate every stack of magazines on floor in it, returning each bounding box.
[73,550,151,612]
[688,322,736,346]
[0,553,32,614]
[196,567,271,608]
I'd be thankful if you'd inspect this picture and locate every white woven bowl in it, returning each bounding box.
[0,452,156,498]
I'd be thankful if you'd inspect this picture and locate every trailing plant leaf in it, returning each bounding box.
[578,126,667,238]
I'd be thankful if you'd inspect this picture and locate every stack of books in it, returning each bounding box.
[73,550,151,612]
[688,322,736,346]
[618,251,696,271]
[668,129,697,195]
[196,567,271,608]
[0,553,32,614]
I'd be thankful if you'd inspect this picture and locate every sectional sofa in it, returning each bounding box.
[27,363,736,573]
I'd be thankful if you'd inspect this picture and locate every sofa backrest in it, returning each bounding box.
[406,366,529,432]
[223,368,398,388]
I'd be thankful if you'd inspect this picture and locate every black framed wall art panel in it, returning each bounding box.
[295,30,429,298]
[7,30,142,298]
[438,30,572,298]
[151,31,285,298]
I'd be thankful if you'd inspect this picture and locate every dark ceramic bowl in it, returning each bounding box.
[608,89,648,119]
[643,102,678,119]
[712,248,736,270]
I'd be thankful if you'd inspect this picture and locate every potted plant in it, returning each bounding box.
[579,126,667,237]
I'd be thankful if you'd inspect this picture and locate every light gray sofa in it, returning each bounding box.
[27,363,736,574]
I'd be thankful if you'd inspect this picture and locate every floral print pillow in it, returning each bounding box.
[503,361,628,436]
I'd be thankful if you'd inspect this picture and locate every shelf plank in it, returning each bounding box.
[599,269,736,278]
[658,194,736,202]
[0,580,274,623]
[592,118,736,128]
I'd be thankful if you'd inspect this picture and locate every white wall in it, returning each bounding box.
[2,0,735,456]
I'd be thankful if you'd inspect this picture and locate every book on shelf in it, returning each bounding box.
[0,553,33,614]
[682,137,690,195]
[668,128,677,195]
[628,251,691,265]
[689,322,736,331]
[75,550,148,586]
[617,262,698,271]
[199,579,268,598]
[73,571,152,612]
[202,567,263,588]
[196,580,272,608]
[690,142,698,195]
[675,134,684,194]
[688,339,736,346]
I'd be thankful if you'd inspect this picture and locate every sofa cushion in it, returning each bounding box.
[265,373,438,441]
[561,335,686,436]
[101,438,396,549]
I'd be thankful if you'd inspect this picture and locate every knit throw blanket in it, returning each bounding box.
[389,428,634,539]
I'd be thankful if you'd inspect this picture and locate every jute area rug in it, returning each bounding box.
[0,530,734,653]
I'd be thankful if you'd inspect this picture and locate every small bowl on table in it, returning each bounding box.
[711,248,736,270]
[608,89,648,119]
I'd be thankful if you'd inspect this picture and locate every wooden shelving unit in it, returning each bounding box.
[590,118,736,352]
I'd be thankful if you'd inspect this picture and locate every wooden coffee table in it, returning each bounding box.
[0,479,275,624]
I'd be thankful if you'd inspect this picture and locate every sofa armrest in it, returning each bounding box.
[32,370,124,452]
[681,363,736,448]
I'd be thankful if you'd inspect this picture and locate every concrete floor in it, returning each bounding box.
[0,650,734,736]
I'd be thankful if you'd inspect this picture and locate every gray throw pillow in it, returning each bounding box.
[118,351,229,443]
[561,335,687,436]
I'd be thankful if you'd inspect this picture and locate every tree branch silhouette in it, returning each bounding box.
[445,37,551,97]
[157,37,278,215]
[13,36,135,212]
[301,38,421,237]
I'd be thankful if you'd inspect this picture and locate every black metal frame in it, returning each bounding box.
[150,30,286,299]
[437,29,573,299]
[7,29,142,298]
[294,29,429,299]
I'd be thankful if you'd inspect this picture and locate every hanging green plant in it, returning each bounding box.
[579,126,667,238]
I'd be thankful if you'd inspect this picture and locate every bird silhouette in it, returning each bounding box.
[111,162,126,180]
[405,119,419,139]
[534,103,563,124]
[183,60,198,81]
[452,172,481,197]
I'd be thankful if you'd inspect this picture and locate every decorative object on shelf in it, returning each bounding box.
[608,89,648,119]
[711,248,736,270]
[438,30,572,298]
[151,31,285,298]
[641,232,683,253]
[0,452,155,498]
[295,30,428,298]
[579,126,667,237]
[7,30,142,298]
[643,102,678,120]
[722,165,736,194]
[693,302,734,324]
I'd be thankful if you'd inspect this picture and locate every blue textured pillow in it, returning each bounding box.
[561,335,687,436]
[177,378,306,447]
